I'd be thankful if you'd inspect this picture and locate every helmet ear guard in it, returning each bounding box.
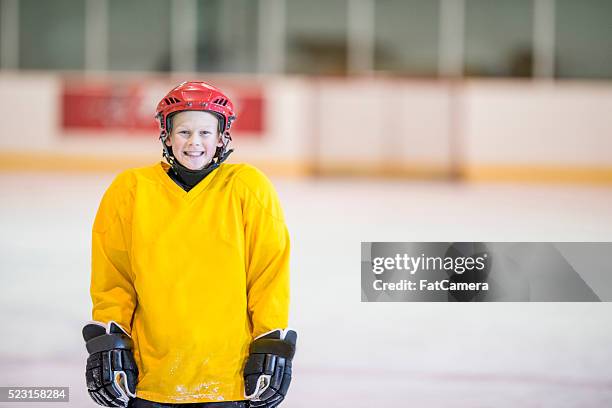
[155,113,175,167]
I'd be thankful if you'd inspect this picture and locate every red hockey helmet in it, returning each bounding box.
[155,81,236,167]
[155,81,236,137]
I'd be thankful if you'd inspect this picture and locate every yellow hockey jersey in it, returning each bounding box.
[90,162,290,404]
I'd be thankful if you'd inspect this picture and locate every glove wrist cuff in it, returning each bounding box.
[86,333,133,354]
[249,338,295,360]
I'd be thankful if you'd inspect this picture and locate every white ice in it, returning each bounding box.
[1,172,611,407]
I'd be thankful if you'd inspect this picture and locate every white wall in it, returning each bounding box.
[462,80,612,167]
[0,74,59,149]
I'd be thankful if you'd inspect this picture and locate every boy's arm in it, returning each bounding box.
[90,178,137,333]
[245,216,290,338]
[241,170,291,339]
[84,177,138,407]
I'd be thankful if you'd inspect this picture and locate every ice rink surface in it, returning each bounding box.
[1,171,611,407]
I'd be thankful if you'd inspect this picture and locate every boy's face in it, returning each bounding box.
[165,111,223,170]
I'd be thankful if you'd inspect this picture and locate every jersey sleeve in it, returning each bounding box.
[238,167,291,339]
[90,173,137,334]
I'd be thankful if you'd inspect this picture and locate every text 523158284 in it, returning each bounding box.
[0,387,69,402]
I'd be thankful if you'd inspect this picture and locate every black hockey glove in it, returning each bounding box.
[82,322,138,407]
[244,329,297,408]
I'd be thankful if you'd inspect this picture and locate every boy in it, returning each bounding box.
[82,82,296,408]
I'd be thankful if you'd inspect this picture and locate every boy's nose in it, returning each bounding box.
[188,135,202,145]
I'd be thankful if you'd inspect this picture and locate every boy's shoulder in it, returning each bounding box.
[106,162,163,192]
[124,162,163,178]
[223,162,267,181]
[222,163,275,191]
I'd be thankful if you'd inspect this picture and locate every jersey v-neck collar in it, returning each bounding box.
[155,161,220,201]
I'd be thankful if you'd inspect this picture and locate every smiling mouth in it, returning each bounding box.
[184,151,204,157]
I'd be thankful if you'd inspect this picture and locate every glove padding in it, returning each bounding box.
[244,329,297,408]
[82,321,138,407]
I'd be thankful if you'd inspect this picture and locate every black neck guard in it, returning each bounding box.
[167,149,233,192]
